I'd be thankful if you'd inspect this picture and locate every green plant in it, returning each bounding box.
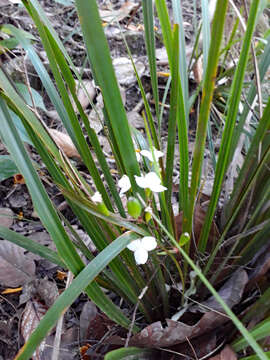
[0,0,269,359]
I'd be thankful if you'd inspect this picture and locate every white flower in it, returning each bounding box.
[127,236,157,264]
[91,191,102,203]
[118,174,131,196]
[144,206,152,214]
[140,148,164,162]
[135,172,167,192]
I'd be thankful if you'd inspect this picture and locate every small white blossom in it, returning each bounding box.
[91,191,102,203]
[135,172,167,192]
[140,148,164,162]
[127,236,157,264]
[118,174,131,196]
[144,206,153,214]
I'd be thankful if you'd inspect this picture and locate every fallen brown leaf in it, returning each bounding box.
[70,80,95,113]
[21,299,48,360]
[80,301,115,342]
[193,56,203,84]
[49,129,81,159]
[110,311,228,348]
[19,279,59,307]
[0,207,14,228]
[99,1,137,23]
[110,271,248,349]
[0,240,35,287]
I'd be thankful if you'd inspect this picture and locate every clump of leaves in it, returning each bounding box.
[0,0,269,359]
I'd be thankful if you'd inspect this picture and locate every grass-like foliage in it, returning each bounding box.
[0,0,269,359]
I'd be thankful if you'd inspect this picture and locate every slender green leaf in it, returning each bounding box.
[240,352,270,360]
[0,97,83,271]
[15,83,46,111]
[155,0,173,65]
[172,0,189,121]
[15,232,139,360]
[165,25,179,215]
[242,287,270,325]
[233,316,270,352]
[224,36,270,222]
[4,23,74,140]
[198,0,260,251]
[189,0,228,238]
[105,347,153,360]
[220,95,270,246]
[21,7,113,210]
[201,0,211,74]
[203,141,270,282]
[75,0,141,193]
[143,201,268,360]
[142,0,159,120]
[156,1,189,226]
[60,186,149,236]
[0,155,19,181]
[0,97,135,332]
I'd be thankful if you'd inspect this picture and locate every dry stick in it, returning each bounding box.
[158,347,193,359]
[51,271,73,360]
[198,341,226,360]
[124,266,160,347]
[158,341,225,360]
[126,3,141,27]
[124,286,148,347]
[22,54,38,116]
[185,336,199,360]
[229,0,246,31]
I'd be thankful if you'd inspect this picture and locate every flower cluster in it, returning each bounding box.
[117,147,167,196]
[91,147,165,265]
[118,171,167,196]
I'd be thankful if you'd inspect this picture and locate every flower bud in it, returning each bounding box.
[127,197,142,219]
[179,232,190,246]
[97,203,110,216]
[144,211,152,223]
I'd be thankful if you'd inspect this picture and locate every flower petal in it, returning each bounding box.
[91,191,102,203]
[145,172,167,192]
[149,183,167,192]
[135,172,167,192]
[144,172,161,185]
[134,247,148,264]
[127,239,141,252]
[140,150,152,161]
[135,174,148,189]
[141,236,157,251]
[144,206,152,214]
[141,148,164,162]
[135,151,141,162]
[118,174,131,196]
